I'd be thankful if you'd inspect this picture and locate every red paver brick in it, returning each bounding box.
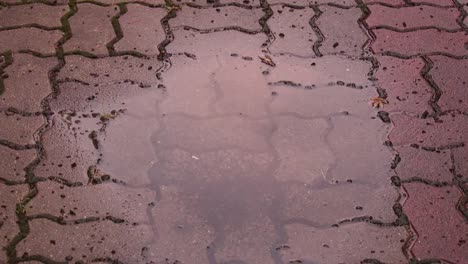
[268,6,317,56]
[1,54,56,112]
[372,29,468,56]
[64,3,119,55]
[180,0,260,5]
[269,0,356,5]
[17,219,153,263]
[403,183,467,263]
[0,112,44,145]
[430,56,468,112]
[0,145,36,182]
[79,0,163,4]
[465,6,468,28]
[171,6,263,31]
[395,146,452,182]
[281,223,407,264]
[29,182,156,223]
[453,146,468,181]
[367,5,460,30]
[363,0,405,4]
[0,184,29,263]
[273,116,333,184]
[114,4,166,56]
[0,4,67,28]
[284,182,399,224]
[317,6,367,56]
[0,28,61,54]
[389,114,468,146]
[2,0,67,4]
[374,56,432,114]
[409,0,454,6]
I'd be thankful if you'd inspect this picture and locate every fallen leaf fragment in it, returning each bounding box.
[370,96,388,108]
[259,55,276,67]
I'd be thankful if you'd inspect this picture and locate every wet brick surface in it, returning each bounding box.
[0,1,467,264]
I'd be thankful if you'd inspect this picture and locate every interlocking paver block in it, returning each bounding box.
[283,182,399,224]
[145,186,215,263]
[363,0,405,4]
[0,28,61,54]
[267,55,373,117]
[64,3,119,55]
[317,6,367,56]
[0,4,67,28]
[183,0,260,5]
[0,54,56,112]
[2,0,67,4]
[374,56,432,114]
[430,56,468,113]
[409,0,454,6]
[78,0,163,4]
[272,116,333,184]
[269,0,356,4]
[114,4,166,56]
[0,113,44,145]
[403,183,468,263]
[0,145,36,182]
[171,6,263,31]
[156,115,271,152]
[17,219,153,263]
[29,182,156,223]
[268,6,317,56]
[367,5,460,30]
[395,146,452,182]
[372,29,468,56]
[281,223,407,264]
[453,146,468,181]
[0,184,29,263]
[389,114,468,146]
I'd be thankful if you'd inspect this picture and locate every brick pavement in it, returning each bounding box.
[0,1,467,264]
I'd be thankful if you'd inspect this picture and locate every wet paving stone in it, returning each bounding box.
[280,222,407,264]
[409,0,455,6]
[29,181,156,223]
[389,113,468,146]
[430,56,468,113]
[269,0,356,5]
[371,29,468,56]
[395,146,453,182]
[64,3,119,55]
[366,5,461,30]
[180,0,260,5]
[362,0,405,4]
[453,146,468,181]
[317,6,367,57]
[171,5,263,31]
[0,4,68,28]
[403,183,468,263]
[268,5,318,56]
[0,28,62,54]
[17,219,153,263]
[0,184,29,263]
[115,4,166,56]
[0,145,36,182]
[373,56,432,114]
[0,112,43,146]
[283,180,399,224]
[0,54,56,112]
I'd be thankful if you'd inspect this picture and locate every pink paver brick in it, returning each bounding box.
[171,6,263,32]
[389,114,468,146]
[0,28,62,54]
[372,29,468,56]
[64,3,119,55]
[453,146,468,181]
[430,56,468,113]
[395,146,452,182]
[317,6,367,56]
[374,56,432,114]
[114,4,167,56]
[367,5,460,30]
[409,0,455,6]
[268,0,356,5]
[268,5,318,56]
[403,183,468,263]
[0,54,56,112]
[0,145,36,182]
[0,4,68,28]
[0,112,44,146]
[363,0,405,4]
